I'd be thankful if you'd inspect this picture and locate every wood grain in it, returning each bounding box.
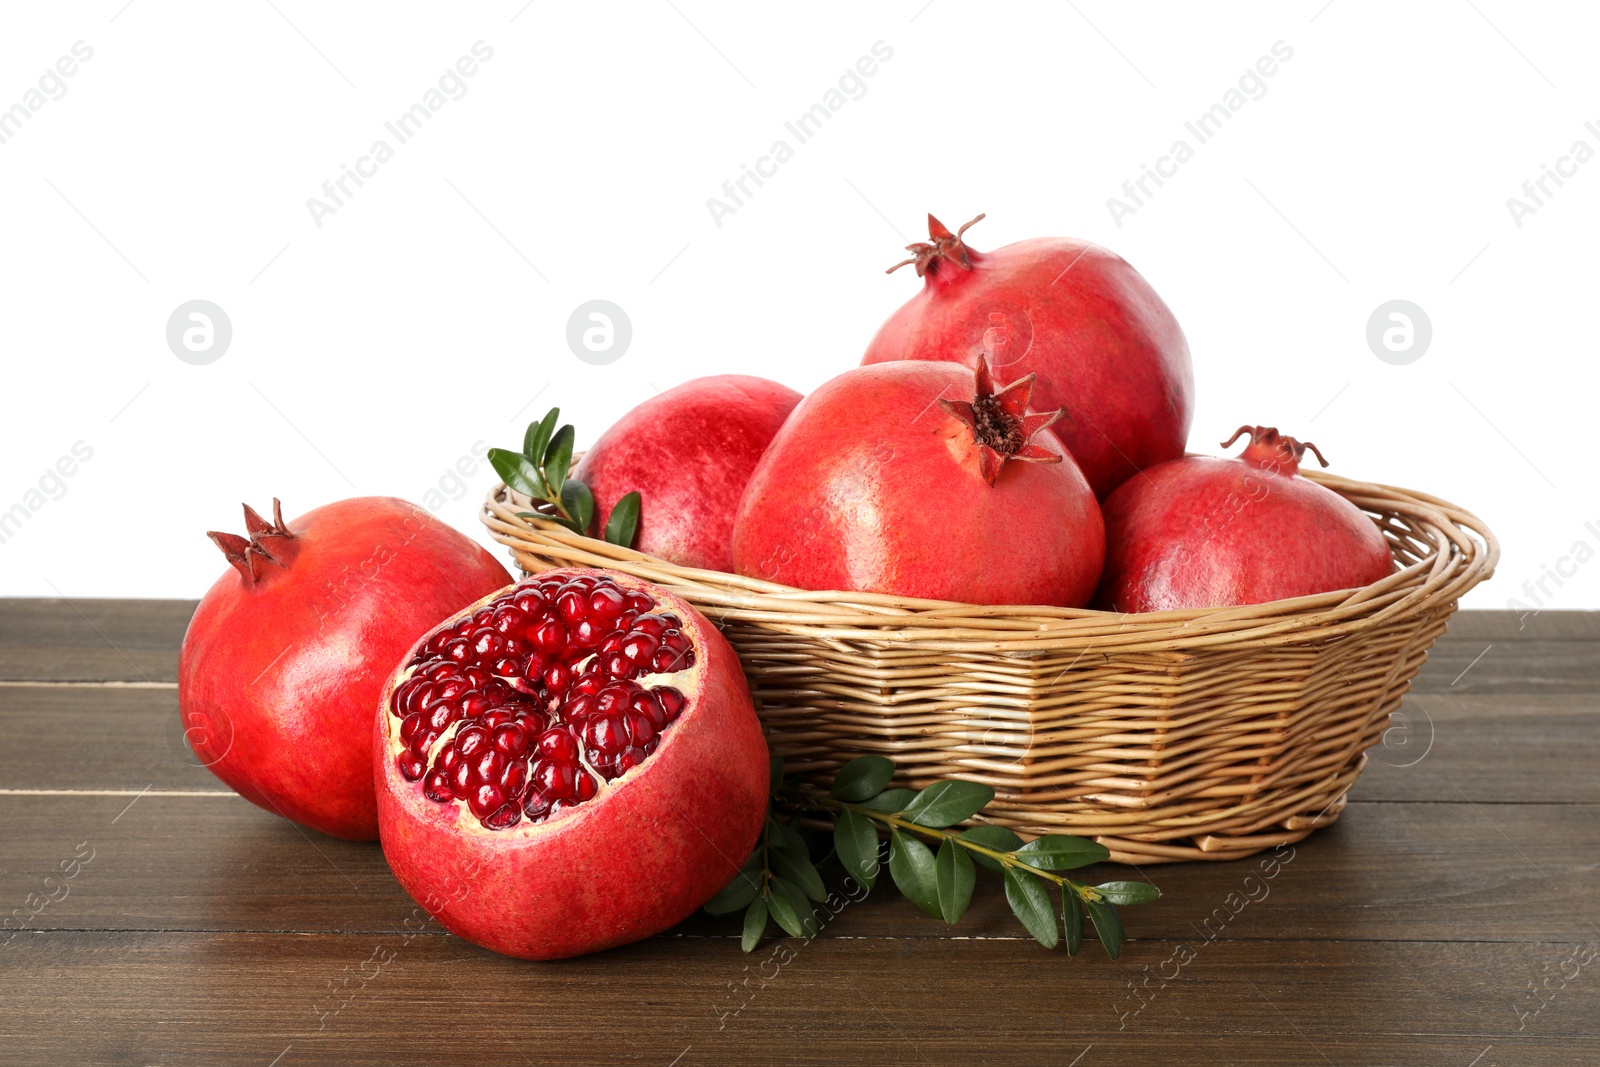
[2,602,1597,1066]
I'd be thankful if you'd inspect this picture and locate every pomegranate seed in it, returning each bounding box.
[556,588,587,621]
[490,656,521,676]
[531,619,567,653]
[471,629,504,660]
[572,617,604,648]
[472,750,505,785]
[650,648,680,673]
[444,637,472,663]
[492,724,530,757]
[470,782,505,819]
[397,754,425,780]
[599,633,626,657]
[624,591,653,614]
[413,728,442,757]
[565,693,598,720]
[491,606,522,636]
[571,675,603,698]
[400,712,424,745]
[596,684,631,717]
[536,760,576,800]
[657,687,686,722]
[480,709,512,730]
[438,746,463,774]
[623,710,656,747]
[634,615,666,638]
[662,629,690,652]
[589,585,626,617]
[423,769,453,803]
[538,728,578,763]
[522,790,552,820]
[631,691,667,730]
[617,746,647,773]
[544,663,571,694]
[511,591,543,615]
[621,632,658,664]
[500,757,530,796]
[586,716,626,755]
[435,678,467,703]
[463,665,492,688]
[574,770,598,802]
[658,612,681,628]
[484,803,522,830]
[456,726,490,759]
[603,653,632,678]
[449,760,473,798]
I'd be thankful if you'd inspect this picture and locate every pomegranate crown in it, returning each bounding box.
[939,356,1065,486]
[886,212,986,277]
[1221,425,1328,475]
[208,499,295,585]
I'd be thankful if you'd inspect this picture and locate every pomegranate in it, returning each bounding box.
[573,375,802,571]
[731,357,1105,607]
[178,498,512,840]
[862,213,1194,499]
[375,568,768,960]
[1094,426,1394,612]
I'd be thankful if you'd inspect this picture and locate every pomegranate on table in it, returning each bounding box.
[573,375,802,572]
[862,213,1194,500]
[1094,426,1394,613]
[376,568,768,960]
[178,498,511,840]
[731,357,1105,607]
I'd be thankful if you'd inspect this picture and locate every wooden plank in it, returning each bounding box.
[0,932,1594,1065]
[0,598,194,683]
[2,794,1594,945]
[1444,610,1600,641]
[1413,639,1600,694]
[1354,694,1600,804]
[9,686,1596,804]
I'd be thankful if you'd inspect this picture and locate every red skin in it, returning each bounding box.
[575,375,801,572]
[375,570,768,960]
[731,361,1105,608]
[862,222,1194,500]
[1094,436,1393,612]
[178,498,511,840]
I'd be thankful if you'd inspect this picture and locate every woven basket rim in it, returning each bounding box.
[480,468,1497,653]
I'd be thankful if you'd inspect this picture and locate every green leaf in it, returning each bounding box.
[560,480,595,536]
[1013,834,1110,871]
[524,408,560,464]
[833,809,880,889]
[544,425,575,497]
[900,779,995,829]
[768,878,819,938]
[703,861,761,915]
[957,825,1025,872]
[1004,868,1059,949]
[741,896,768,952]
[887,829,940,919]
[769,754,784,795]
[935,840,976,925]
[1094,881,1160,906]
[770,849,827,904]
[855,788,917,814]
[488,447,545,499]
[1063,889,1084,956]
[766,816,808,859]
[829,755,896,802]
[1086,898,1125,960]
[604,490,641,548]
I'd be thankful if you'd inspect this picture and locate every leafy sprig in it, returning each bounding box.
[706,755,1160,958]
[489,408,640,547]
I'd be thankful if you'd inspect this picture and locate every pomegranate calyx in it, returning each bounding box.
[885,212,986,277]
[207,498,295,585]
[1221,425,1328,476]
[939,356,1064,486]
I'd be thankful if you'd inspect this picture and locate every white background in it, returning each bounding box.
[0,1,1594,609]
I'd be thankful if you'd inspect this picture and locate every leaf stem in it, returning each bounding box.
[779,783,1098,904]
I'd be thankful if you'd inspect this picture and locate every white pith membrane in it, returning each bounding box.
[382,572,704,833]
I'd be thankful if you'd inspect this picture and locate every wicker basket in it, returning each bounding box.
[481,469,1495,864]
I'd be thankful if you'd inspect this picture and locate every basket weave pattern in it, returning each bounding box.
[482,470,1495,864]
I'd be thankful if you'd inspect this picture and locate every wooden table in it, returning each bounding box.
[3,602,1596,1066]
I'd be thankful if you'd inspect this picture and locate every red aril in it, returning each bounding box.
[375,568,768,960]
[573,375,801,571]
[1094,426,1394,612]
[862,213,1194,500]
[731,357,1104,607]
[178,498,511,840]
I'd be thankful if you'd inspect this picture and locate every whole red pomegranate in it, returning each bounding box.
[375,568,767,960]
[731,357,1104,607]
[178,498,511,840]
[1094,427,1394,612]
[573,375,801,572]
[862,213,1194,499]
